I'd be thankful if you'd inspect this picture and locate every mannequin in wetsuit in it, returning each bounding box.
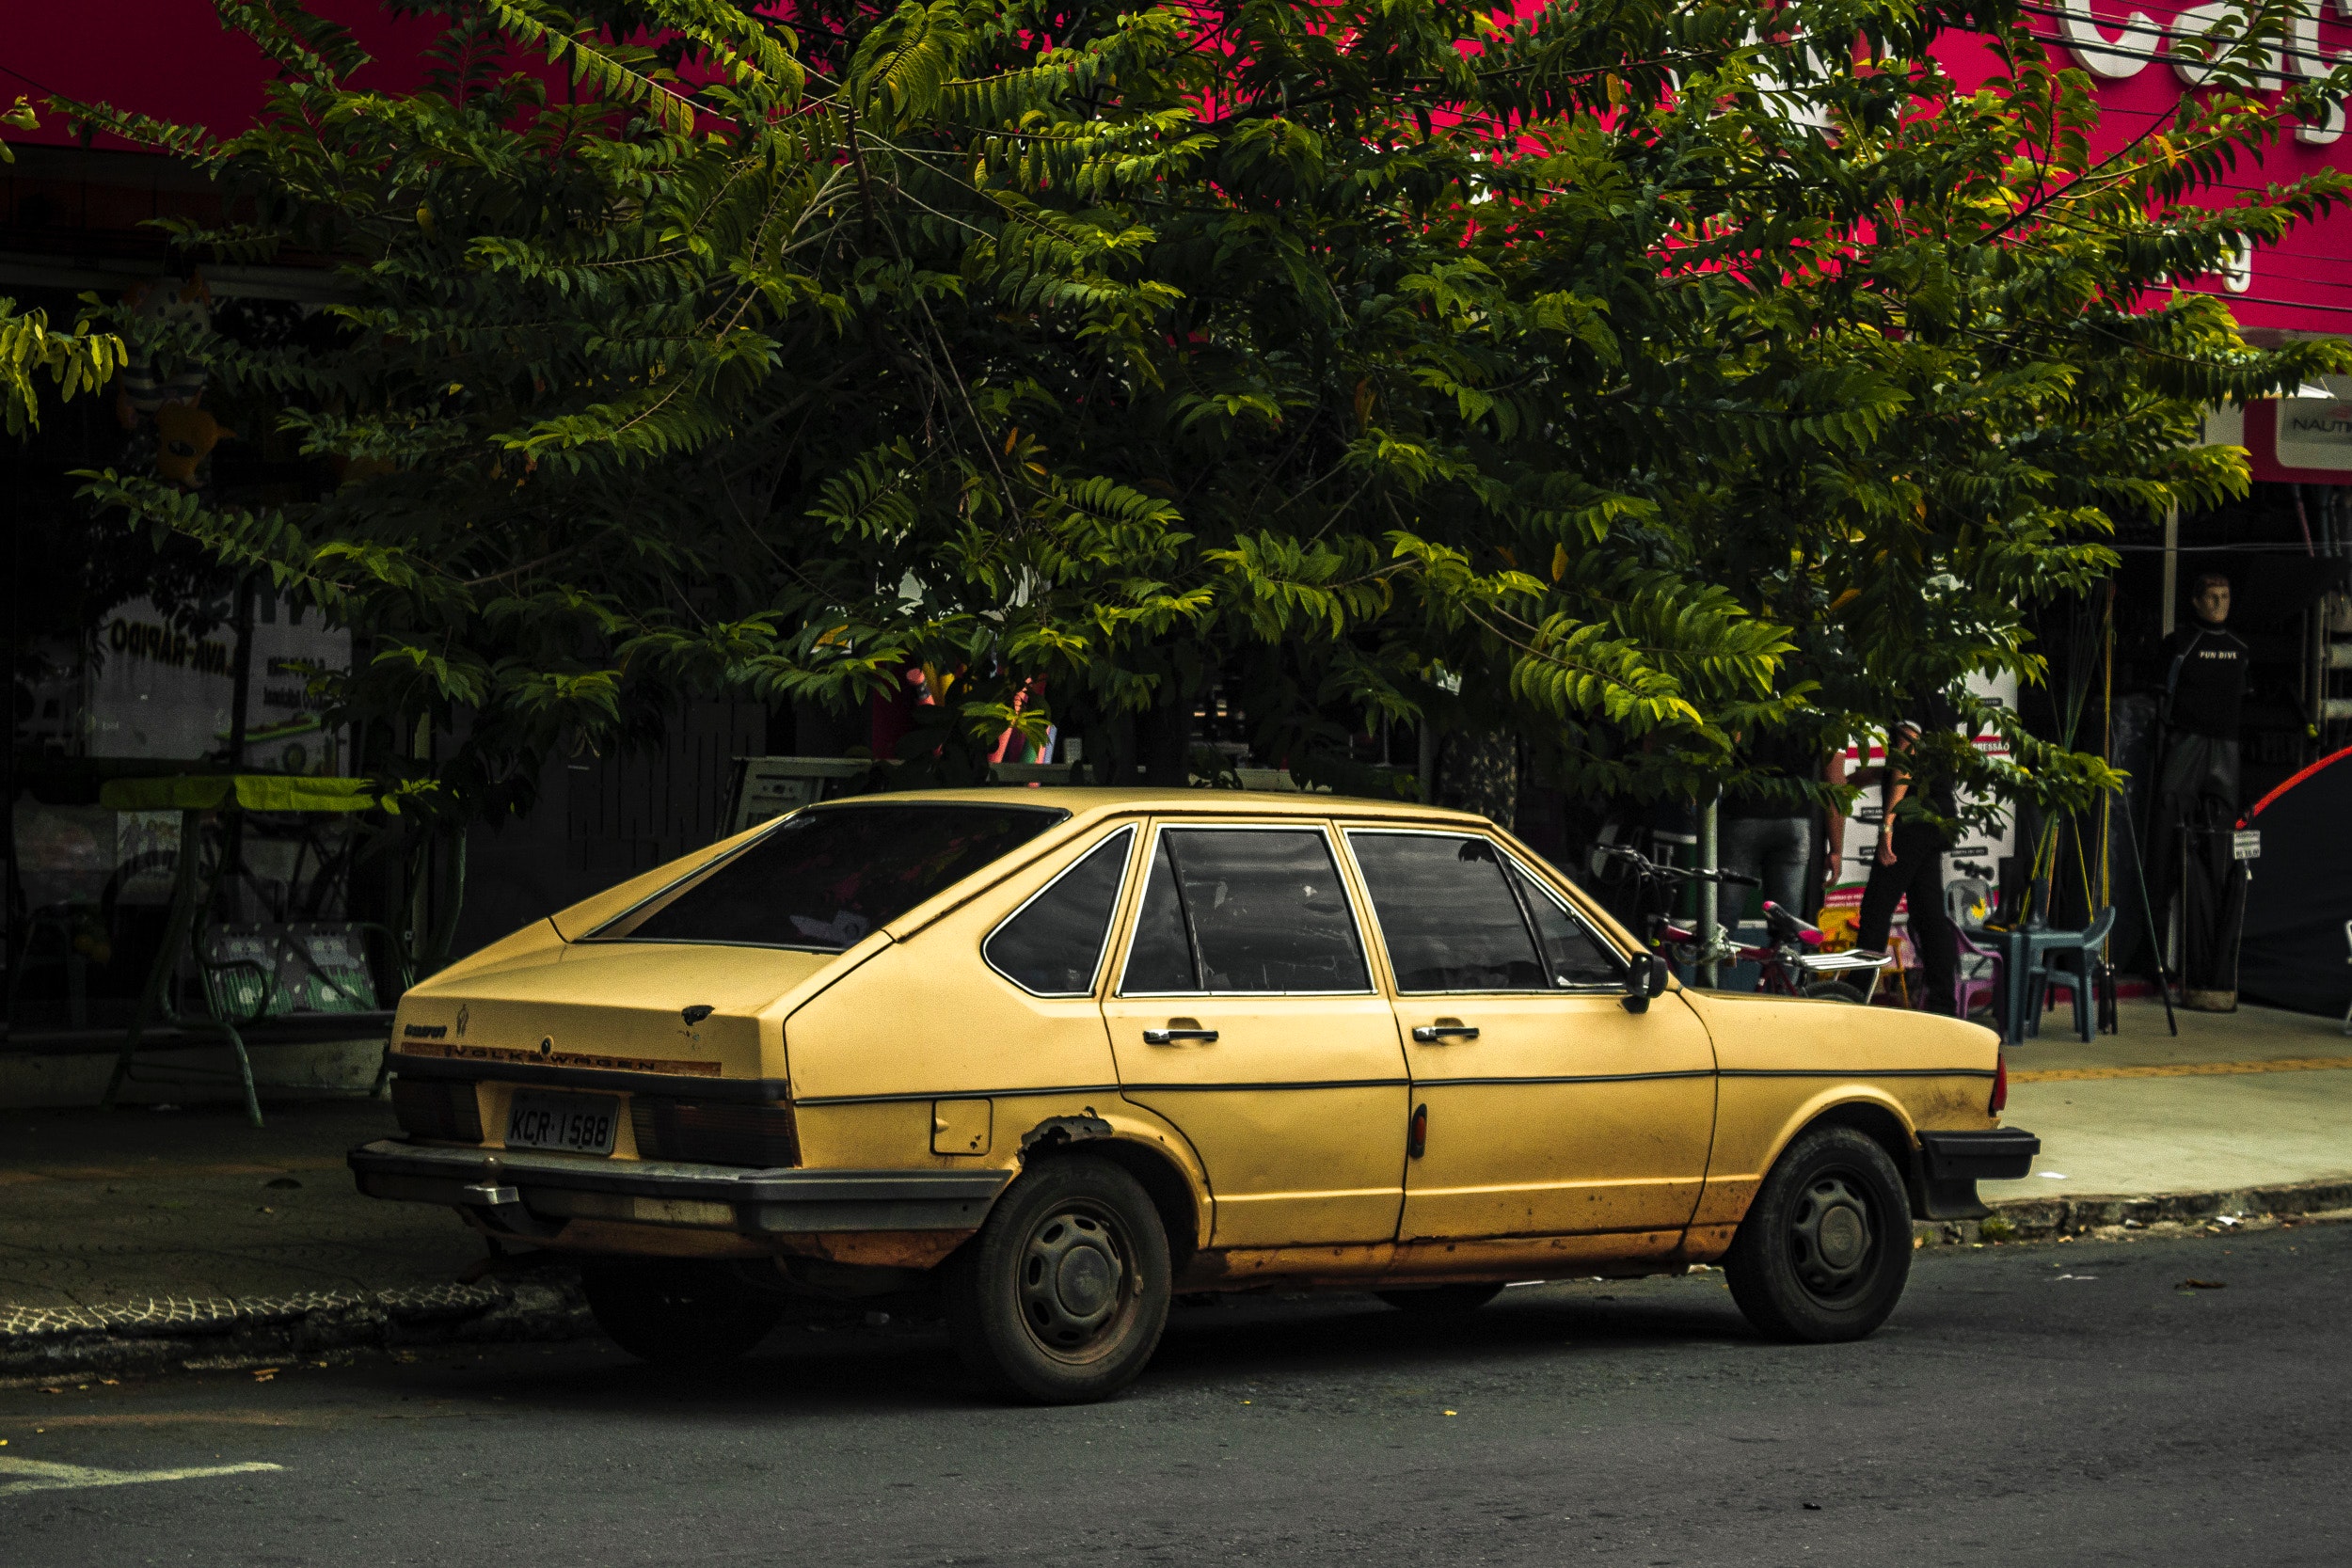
[2149,573,2251,927]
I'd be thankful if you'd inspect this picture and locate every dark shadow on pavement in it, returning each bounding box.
[352,1276,1767,1421]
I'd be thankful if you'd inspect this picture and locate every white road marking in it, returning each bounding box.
[0,1456,282,1496]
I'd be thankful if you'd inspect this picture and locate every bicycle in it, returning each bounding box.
[1594,844,1889,1004]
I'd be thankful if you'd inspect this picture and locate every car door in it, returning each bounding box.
[1102,819,1411,1249]
[1343,827,1717,1243]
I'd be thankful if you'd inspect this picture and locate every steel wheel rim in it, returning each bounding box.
[1016,1198,1137,1363]
[1786,1170,1877,1305]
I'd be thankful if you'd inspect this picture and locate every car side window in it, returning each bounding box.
[982,827,1136,996]
[1120,834,1199,992]
[1505,860,1626,989]
[1119,827,1371,994]
[1346,832,1548,992]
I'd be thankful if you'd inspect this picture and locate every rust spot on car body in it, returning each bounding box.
[1172,1231,1689,1292]
[766,1230,971,1270]
[1018,1114,1115,1160]
[470,1215,771,1259]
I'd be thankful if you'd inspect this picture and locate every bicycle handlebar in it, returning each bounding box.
[1597,846,1759,887]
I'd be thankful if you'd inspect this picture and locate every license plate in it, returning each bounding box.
[503,1092,619,1155]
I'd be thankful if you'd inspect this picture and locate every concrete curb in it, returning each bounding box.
[9,1179,2350,1380]
[0,1273,590,1381]
[1917,1176,2352,1247]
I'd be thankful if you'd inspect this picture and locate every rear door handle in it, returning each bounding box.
[1143,1028,1219,1045]
[1411,1023,1479,1043]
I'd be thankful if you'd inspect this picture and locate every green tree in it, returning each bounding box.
[66,0,1197,820]
[1009,0,2352,827]
[57,0,2352,859]
[1,101,125,434]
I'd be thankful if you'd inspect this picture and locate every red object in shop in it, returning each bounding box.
[2242,739,2352,824]
[988,679,1044,765]
[868,668,924,763]
[2234,742,2352,1018]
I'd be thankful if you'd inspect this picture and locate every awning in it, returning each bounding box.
[97,775,379,814]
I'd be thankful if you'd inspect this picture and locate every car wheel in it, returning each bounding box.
[944,1154,1171,1404]
[1801,980,1868,1005]
[1375,1283,1506,1315]
[580,1259,783,1367]
[1723,1125,1912,1343]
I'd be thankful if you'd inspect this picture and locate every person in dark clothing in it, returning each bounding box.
[1855,708,1960,1015]
[2146,572,2253,986]
[1715,727,1831,928]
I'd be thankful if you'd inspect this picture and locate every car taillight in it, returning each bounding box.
[391,1079,485,1143]
[1989,1052,2009,1116]
[630,1099,800,1167]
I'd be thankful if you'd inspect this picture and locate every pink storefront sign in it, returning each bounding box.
[1935,5,2352,338]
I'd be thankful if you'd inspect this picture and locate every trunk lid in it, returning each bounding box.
[396,940,836,1081]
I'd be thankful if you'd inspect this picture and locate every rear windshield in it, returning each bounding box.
[589,803,1068,952]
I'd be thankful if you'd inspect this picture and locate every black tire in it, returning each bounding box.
[1801,980,1868,1005]
[943,1154,1171,1404]
[580,1259,783,1367]
[1375,1283,1506,1316]
[1723,1125,1912,1343]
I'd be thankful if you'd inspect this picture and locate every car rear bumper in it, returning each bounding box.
[1912,1128,2041,1221]
[348,1138,1010,1238]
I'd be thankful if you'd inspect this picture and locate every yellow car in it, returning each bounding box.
[352,788,2035,1402]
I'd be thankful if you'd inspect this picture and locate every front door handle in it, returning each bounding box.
[1411,1022,1480,1043]
[1142,1025,1219,1045]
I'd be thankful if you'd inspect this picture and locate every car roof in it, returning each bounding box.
[802,784,1637,954]
[812,785,1502,832]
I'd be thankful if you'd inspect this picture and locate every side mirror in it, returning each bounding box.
[1621,953,1670,1014]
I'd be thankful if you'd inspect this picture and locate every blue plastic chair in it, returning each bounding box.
[1966,907,2115,1046]
[2024,907,2117,1044]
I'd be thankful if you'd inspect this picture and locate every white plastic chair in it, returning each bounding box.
[1946,878,1999,1022]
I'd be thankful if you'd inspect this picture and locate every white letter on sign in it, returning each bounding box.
[2289,0,2345,144]
[2058,0,2160,79]
[2169,0,2253,87]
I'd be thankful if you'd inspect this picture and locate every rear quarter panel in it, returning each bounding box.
[779,818,1212,1243]
[1681,990,2001,1235]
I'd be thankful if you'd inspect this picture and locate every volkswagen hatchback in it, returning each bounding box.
[354,789,2034,1402]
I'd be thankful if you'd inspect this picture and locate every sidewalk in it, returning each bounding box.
[0,1098,583,1378]
[4,999,2348,1377]
[0,1099,472,1307]
[1987,998,2352,1196]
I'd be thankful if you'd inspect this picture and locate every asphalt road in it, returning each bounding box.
[3,1222,2346,1567]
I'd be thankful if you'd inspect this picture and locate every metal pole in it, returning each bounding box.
[2115,783,2179,1038]
[216,577,258,920]
[1697,793,1720,989]
[2160,501,2179,638]
[407,713,432,972]
[226,575,256,769]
